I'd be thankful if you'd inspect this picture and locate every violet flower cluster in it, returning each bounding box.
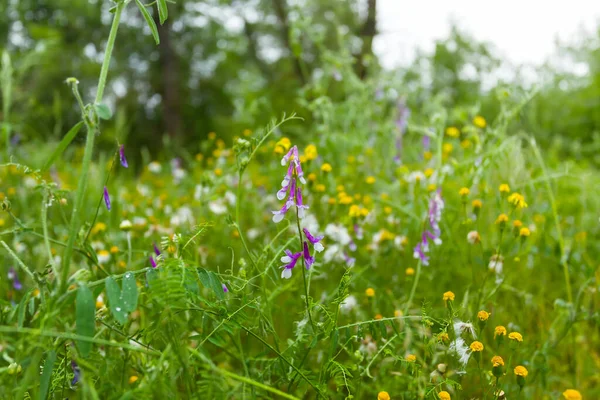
[273,145,325,279]
[413,190,445,266]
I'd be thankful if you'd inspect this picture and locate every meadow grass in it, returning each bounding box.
[1,2,599,400]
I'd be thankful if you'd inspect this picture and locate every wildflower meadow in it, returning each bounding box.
[1,1,599,399]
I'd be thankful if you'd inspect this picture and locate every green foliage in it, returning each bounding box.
[1,1,599,400]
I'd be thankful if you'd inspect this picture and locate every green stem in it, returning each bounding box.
[41,189,57,278]
[296,208,314,330]
[95,2,124,105]
[404,259,422,315]
[60,2,125,292]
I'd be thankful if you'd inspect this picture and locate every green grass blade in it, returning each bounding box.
[41,121,83,172]
[135,0,160,45]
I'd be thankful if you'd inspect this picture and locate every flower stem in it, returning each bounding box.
[60,2,125,292]
[296,208,314,330]
[404,259,422,315]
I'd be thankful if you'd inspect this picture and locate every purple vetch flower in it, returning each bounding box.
[280,146,299,167]
[153,242,161,256]
[413,241,430,266]
[295,186,309,218]
[343,252,356,267]
[8,267,22,290]
[353,224,364,240]
[103,186,111,210]
[149,256,157,269]
[302,241,314,269]
[71,360,80,386]
[348,239,357,252]
[303,228,324,252]
[272,200,292,223]
[422,135,431,152]
[413,190,445,266]
[222,283,229,293]
[394,100,410,164]
[273,145,312,223]
[280,249,302,279]
[119,145,128,168]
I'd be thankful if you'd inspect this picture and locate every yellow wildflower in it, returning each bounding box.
[366,176,376,184]
[365,288,375,297]
[439,391,451,400]
[304,144,318,160]
[495,214,509,225]
[494,326,507,337]
[473,115,486,128]
[378,392,391,400]
[508,332,523,342]
[315,184,326,192]
[459,187,470,196]
[129,375,139,384]
[470,341,484,352]
[406,354,416,362]
[519,227,530,237]
[446,126,460,138]
[321,163,332,172]
[514,365,528,377]
[472,199,482,209]
[405,267,415,276]
[508,192,528,208]
[477,310,491,321]
[562,389,582,400]
[491,356,504,367]
[443,291,455,302]
[499,183,510,194]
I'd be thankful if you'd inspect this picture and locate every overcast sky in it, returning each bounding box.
[373,0,600,68]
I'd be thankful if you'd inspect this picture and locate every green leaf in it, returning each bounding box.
[197,268,224,300]
[76,285,95,357]
[94,103,112,120]
[105,277,128,324]
[146,268,159,287]
[157,0,168,25]
[17,289,33,327]
[135,0,160,45]
[121,272,138,313]
[41,121,83,171]
[39,350,57,400]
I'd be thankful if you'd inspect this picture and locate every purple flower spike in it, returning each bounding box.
[71,360,80,386]
[303,228,324,252]
[103,186,111,211]
[296,186,309,218]
[222,283,229,293]
[280,249,302,279]
[8,267,22,290]
[153,242,161,256]
[119,145,128,168]
[150,256,157,268]
[280,146,298,166]
[302,241,314,269]
[272,201,291,223]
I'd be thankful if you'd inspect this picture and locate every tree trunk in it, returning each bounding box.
[155,15,181,139]
[356,0,377,79]
[272,0,306,85]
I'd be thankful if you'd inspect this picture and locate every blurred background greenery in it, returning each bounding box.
[1,0,600,165]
